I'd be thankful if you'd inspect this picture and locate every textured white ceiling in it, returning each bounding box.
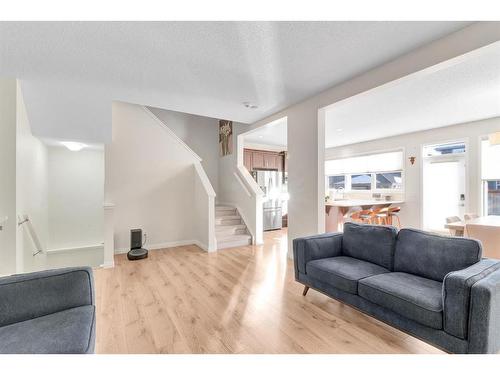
[324,42,500,148]
[244,117,287,147]
[0,21,472,142]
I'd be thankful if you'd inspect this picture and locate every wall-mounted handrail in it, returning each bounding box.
[17,214,44,256]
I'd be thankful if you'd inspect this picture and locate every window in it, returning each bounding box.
[481,138,500,216]
[328,175,345,189]
[351,174,372,190]
[376,172,402,190]
[325,150,404,192]
[484,180,500,215]
[423,142,466,157]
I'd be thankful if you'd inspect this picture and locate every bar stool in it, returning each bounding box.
[350,209,375,224]
[374,207,389,225]
[387,207,401,228]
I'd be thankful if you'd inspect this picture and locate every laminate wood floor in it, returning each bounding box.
[94,229,444,354]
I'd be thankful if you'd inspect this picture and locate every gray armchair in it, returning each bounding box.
[0,267,96,354]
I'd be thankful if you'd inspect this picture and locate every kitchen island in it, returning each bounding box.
[325,199,404,232]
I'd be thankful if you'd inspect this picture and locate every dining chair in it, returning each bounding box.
[464,213,479,222]
[446,215,464,237]
[466,223,500,259]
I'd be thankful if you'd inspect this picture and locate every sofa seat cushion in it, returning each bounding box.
[359,272,443,329]
[0,305,95,354]
[306,256,390,294]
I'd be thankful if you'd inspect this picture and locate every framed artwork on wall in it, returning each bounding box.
[219,120,233,156]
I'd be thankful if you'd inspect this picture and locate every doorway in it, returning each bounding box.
[240,117,288,242]
[422,141,467,232]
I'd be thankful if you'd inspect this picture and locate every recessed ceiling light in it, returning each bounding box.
[61,141,87,152]
[243,102,258,109]
[336,128,343,132]
[258,135,264,139]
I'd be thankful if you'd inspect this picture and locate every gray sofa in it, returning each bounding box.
[293,222,500,354]
[0,267,96,354]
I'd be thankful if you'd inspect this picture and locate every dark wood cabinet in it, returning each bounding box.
[251,151,265,169]
[243,148,285,172]
[243,150,252,171]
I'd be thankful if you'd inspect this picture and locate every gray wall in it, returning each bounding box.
[148,106,221,195]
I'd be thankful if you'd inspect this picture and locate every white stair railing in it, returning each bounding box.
[17,214,44,256]
[228,165,264,245]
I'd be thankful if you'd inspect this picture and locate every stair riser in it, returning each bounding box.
[216,219,242,226]
[217,239,252,249]
[216,210,236,217]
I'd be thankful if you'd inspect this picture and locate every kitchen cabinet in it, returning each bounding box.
[244,150,252,171]
[252,151,265,169]
[244,149,285,172]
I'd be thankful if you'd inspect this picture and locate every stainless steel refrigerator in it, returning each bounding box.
[252,170,283,231]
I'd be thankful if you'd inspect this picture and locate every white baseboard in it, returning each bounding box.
[100,260,115,269]
[46,244,104,254]
[114,239,208,254]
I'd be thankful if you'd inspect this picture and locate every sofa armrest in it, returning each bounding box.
[293,232,343,279]
[0,267,94,328]
[467,267,500,353]
[443,259,500,340]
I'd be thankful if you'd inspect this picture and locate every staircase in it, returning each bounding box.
[215,205,252,249]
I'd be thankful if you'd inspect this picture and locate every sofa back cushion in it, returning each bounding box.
[394,229,482,281]
[342,222,397,270]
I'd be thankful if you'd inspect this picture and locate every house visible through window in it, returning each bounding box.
[351,174,372,190]
[376,172,403,189]
[328,175,345,189]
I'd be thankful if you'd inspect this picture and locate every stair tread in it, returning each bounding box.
[216,215,241,220]
[216,224,246,229]
[215,205,235,210]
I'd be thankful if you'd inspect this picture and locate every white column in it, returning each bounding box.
[287,104,325,257]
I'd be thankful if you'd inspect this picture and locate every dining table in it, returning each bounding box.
[325,199,404,232]
[445,215,500,259]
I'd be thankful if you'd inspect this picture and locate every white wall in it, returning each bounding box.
[47,146,104,250]
[0,78,17,276]
[243,22,500,257]
[108,102,202,252]
[325,117,500,229]
[148,107,220,194]
[16,82,49,272]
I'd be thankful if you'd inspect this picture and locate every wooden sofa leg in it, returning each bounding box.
[302,286,310,296]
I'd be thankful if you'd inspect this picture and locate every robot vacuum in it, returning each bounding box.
[127,229,149,261]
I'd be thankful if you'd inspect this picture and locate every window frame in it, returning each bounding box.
[325,147,405,195]
[325,170,404,193]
